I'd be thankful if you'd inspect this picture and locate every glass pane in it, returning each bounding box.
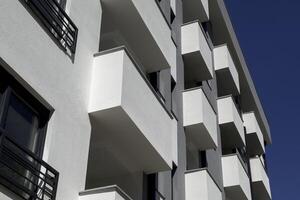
[4,93,40,153]
[0,93,41,199]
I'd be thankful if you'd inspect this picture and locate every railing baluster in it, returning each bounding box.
[0,128,59,200]
[25,0,78,54]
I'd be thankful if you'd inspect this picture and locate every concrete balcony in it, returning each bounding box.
[185,169,222,200]
[183,87,218,150]
[214,45,240,96]
[88,47,174,181]
[243,112,265,156]
[183,0,209,23]
[79,185,132,200]
[217,96,245,148]
[181,21,213,83]
[250,157,272,200]
[100,0,176,73]
[222,155,252,200]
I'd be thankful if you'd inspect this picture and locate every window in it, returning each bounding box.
[0,88,50,156]
[146,173,165,200]
[0,66,57,200]
[1,90,43,154]
[201,21,213,49]
[148,71,166,102]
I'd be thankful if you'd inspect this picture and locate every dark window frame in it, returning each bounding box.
[0,68,51,159]
[0,63,57,200]
[0,87,49,158]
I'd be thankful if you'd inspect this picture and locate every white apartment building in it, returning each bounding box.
[0,0,272,200]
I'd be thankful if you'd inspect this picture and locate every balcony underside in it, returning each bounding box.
[87,107,171,184]
[216,68,240,96]
[252,182,272,200]
[220,123,245,148]
[185,124,217,150]
[183,52,213,83]
[182,0,209,23]
[224,186,249,200]
[246,133,265,156]
[100,0,175,73]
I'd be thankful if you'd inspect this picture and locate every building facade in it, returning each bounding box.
[0,0,271,200]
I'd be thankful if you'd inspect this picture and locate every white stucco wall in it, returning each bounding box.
[0,0,102,199]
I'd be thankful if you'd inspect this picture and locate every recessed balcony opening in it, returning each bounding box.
[99,0,176,73]
[186,147,208,171]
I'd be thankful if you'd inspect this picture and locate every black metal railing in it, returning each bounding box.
[0,129,59,200]
[25,0,78,53]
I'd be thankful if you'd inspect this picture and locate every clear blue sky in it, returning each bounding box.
[224,0,300,199]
